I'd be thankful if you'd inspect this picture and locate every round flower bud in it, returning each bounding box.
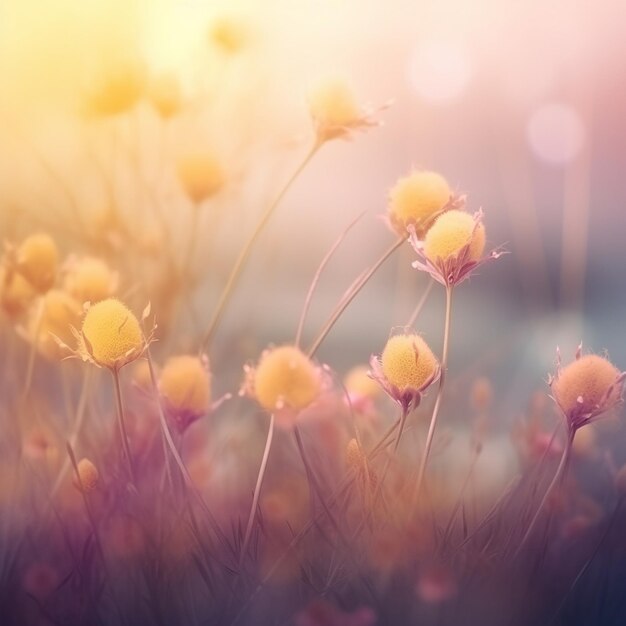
[74,458,99,492]
[81,298,143,370]
[159,355,211,423]
[86,57,146,117]
[253,346,320,412]
[148,72,181,119]
[552,354,620,418]
[63,257,118,304]
[424,209,485,264]
[15,233,58,293]
[0,265,36,318]
[388,171,452,237]
[345,365,381,400]
[381,334,438,392]
[176,152,224,204]
[308,77,361,130]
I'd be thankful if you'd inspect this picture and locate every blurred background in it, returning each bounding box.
[1,0,625,427]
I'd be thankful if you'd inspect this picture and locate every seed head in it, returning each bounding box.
[15,233,58,293]
[74,458,99,492]
[252,345,321,414]
[424,210,485,264]
[63,256,118,304]
[177,152,224,204]
[80,298,143,370]
[147,72,182,119]
[381,334,438,393]
[159,355,211,432]
[388,171,453,237]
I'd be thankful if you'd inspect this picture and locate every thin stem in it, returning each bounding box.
[201,141,321,349]
[406,277,434,327]
[239,413,275,570]
[295,212,364,347]
[515,427,575,557]
[411,284,454,513]
[307,237,404,358]
[111,368,135,486]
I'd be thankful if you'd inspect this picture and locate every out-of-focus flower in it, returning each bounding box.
[22,427,59,467]
[22,562,59,600]
[550,345,625,432]
[388,170,461,238]
[209,14,251,54]
[344,365,381,413]
[416,564,457,604]
[147,71,182,119]
[470,376,493,413]
[0,265,36,319]
[308,76,384,143]
[176,152,225,205]
[369,332,439,413]
[409,209,503,287]
[63,256,118,305]
[11,233,59,293]
[74,458,99,492]
[242,345,323,427]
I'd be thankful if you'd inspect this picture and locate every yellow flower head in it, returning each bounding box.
[159,355,211,424]
[308,77,361,130]
[388,171,452,237]
[29,290,82,361]
[176,152,224,204]
[381,334,438,392]
[345,365,381,400]
[80,298,143,370]
[74,458,99,493]
[424,209,485,264]
[210,15,250,54]
[0,265,36,319]
[252,345,321,413]
[148,72,182,119]
[15,233,59,293]
[552,354,620,419]
[63,257,118,305]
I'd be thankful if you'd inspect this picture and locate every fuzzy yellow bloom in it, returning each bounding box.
[210,15,250,53]
[308,78,361,130]
[15,233,58,293]
[553,355,620,418]
[424,210,485,264]
[159,355,211,419]
[381,334,438,392]
[74,458,99,492]
[63,257,118,305]
[87,57,146,117]
[81,298,143,370]
[388,171,452,237]
[345,366,380,399]
[148,72,181,119]
[29,290,82,360]
[177,153,224,204]
[253,346,320,412]
[0,266,36,318]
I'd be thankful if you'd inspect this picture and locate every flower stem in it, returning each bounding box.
[406,277,434,327]
[111,368,135,486]
[411,284,454,513]
[307,237,404,358]
[201,140,321,349]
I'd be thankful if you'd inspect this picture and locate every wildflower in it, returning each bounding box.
[74,458,99,492]
[70,298,147,371]
[63,256,118,304]
[0,265,36,319]
[209,14,251,54]
[147,71,182,119]
[344,364,381,413]
[416,564,457,604]
[409,209,503,287]
[176,152,224,205]
[308,76,383,143]
[369,332,439,413]
[242,345,322,427]
[388,170,462,238]
[159,354,211,433]
[12,233,58,293]
[550,345,625,432]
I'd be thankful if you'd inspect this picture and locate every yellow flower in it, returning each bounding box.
[345,365,380,399]
[15,233,59,293]
[381,334,438,392]
[424,209,485,264]
[388,171,452,237]
[74,458,99,492]
[210,15,251,54]
[252,345,320,413]
[0,265,36,319]
[63,257,118,305]
[159,355,211,425]
[148,72,182,119]
[176,152,224,204]
[80,298,143,370]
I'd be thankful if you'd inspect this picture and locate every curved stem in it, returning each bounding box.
[307,237,404,358]
[112,368,135,486]
[515,427,575,557]
[411,284,454,512]
[239,413,275,569]
[201,141,321,349]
